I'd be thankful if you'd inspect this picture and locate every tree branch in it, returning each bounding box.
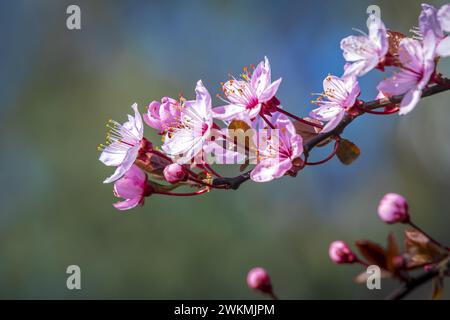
[386,257,450,300]
[212,82,450,190]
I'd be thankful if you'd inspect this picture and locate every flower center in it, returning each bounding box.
[201,123,209,135]
[98,119,137,151]
[246,97,259,110]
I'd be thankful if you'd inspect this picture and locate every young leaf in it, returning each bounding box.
[135,153,171,180]
[355,240,387,269]
[239,162,249,172]
[293,118,330,147]
[337,139,360,165]
[354,269,392,284]
[386,233,401,272]
[228,119,251,132]
[432,276,444,300]
[404,229,446,266]
[227,119,255,153]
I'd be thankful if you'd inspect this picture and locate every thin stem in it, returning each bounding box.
[268,292,279,300]
[433,73,450,89]
[408,221,448,250]
[183,166,202,180]
[148,149,173,162]
[155,189,209,197]
[188,176,225,189]
[305,138,340,166]
[275,106,323,129]
[260,112,276,129]
[386,257,450,300]
[202,162,222,178]
[356,105,399,115]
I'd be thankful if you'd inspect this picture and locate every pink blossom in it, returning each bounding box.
[212,57,282,121]
[377,32,436,115]
[162,80,213,164]
[329,241,356,264]
[419,4,450,58]
[341,16,388,77]
[143,97,181,134]
[310,75,360,133]
[377,193,410,224]
[163,163,188,184]
[113,165,151,211]
[250,114,303,183]
[99,103,145,183]
[246,267,273,295]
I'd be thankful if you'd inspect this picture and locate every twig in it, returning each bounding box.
[212,82,450,190]
[386,257,450,300]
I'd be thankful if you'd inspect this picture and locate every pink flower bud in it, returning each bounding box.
[246,267,273,295]
[329,241,356,264]
[163,163,188,184]
[377,193,409,224]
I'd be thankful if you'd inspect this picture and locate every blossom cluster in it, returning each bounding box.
[98,3,450,211]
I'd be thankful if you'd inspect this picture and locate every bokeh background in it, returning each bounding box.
[1,0,449,299]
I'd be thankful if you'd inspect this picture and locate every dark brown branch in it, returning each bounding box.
[212,82,450,190]
[386,258,450,300]
[212,170,251,190]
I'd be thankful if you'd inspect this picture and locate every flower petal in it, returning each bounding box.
[398,38,424,71]
[438,4,450,32]
[113,197,142,211]
[310,105,342,122]
[99,142,128,166]
[251,57,272,97]
[162,129,204,164]
[320,110,345,133]
[419,4,443,39]
[437,36,450,57]
[212,104,247,121]
[113,165,146,199]
[131,103,144,138]
[259,78,282,102]
[341,35,378,62]
[250,158,292,183]
[343,58,378,78]
[399,89,422,115]
[377,70,419,96]
[103,145,140,183]
[194,80,212,119]
[368,17,388,55]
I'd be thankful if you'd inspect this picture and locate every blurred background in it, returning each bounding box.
[0,0,449,299]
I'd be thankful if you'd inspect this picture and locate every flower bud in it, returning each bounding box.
[246,267,273,295]
[329,241,356,264]
[377,193,409,224]
[163,163,188,184]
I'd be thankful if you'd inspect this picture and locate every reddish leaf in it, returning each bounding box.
[404,229,446,266]
[227,119,255,153]
[386,233,401,273]
[293,118,330,147]
[432,276,444,300]
[135,153,171,180]
[355,240,387,269]
[337,139,360,165]
[354,269,392,284]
